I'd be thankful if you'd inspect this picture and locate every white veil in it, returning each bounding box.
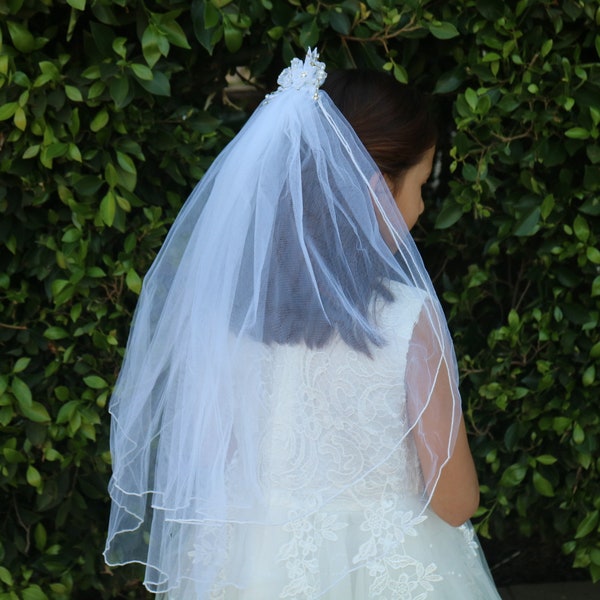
[104,49,462,596]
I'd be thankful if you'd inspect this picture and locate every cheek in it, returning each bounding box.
[407,186,423,214]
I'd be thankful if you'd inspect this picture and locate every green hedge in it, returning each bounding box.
[0,0,598,597]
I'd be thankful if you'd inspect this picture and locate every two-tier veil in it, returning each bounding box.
[104,49,463,598]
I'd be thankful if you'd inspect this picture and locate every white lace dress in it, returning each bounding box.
[167,282,501,599]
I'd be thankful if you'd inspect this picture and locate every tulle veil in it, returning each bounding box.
[104,49,462,597]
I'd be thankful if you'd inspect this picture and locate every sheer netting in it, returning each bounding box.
[104,50,500,599]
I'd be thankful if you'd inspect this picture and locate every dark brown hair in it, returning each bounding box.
[322,69,437,178]
[254,70,437,354]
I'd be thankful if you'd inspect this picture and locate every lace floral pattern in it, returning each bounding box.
[278,513,348,598]
[352,499,441,599]
[365,556,442,600]
[270,497,443,599]
[354,501,427,560]
[250,283,426,509]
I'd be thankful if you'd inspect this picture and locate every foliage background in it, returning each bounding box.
[1,0,599,597]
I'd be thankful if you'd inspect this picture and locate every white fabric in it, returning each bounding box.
[104,50,500,598]
[166,282,500,599]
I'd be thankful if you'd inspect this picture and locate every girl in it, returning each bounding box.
[105,50,501,599]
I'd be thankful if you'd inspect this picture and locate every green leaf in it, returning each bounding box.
[464,88,478,111]
[481,52,501,63]
[0,566,13,587]
[26,465,42,488]
[112,36,127,59]
[0,102,18,120]
[393,64,408,84]
[433,69,465,94]
[44,327,69,340]
[90,108,110,132]
[575,510,599,539]
[14,107,27,130]
[513,207,540,236]
[582,365,595,387]
[573,422,585,444]
[159,19,191,49]
[223,21,243,53]
[21,586,48,600]
[435,199,463,229]
[541,38,553,57]
[67,0,86,9]
[131,63,154,81]
[68,143,83,162]
[109,76,130,107]
[100,190,116,226]
[64,84,83,102]
[12,376,32,408]
[580,196,600,216]
[46,142,68,160]
[116,151,136,174]
[329,10,351,35]
[193,4,223,54]
[499,463,527,487]
[136,70,171,96]
[83,375,108,389]
[565,127,590,139]
[298,18,319,49]
[126,268,142,294]
[56,400,79,424]
[204,1,221,28]
[13,357,31,373]
[105,162,119,187]
[588,145,600,164]
[2,448,24,463]
[23,144,40,159]
[142,26,163,67]
[34,523,47,551]
[7,21,36,53]
[88,81,106,101]
[82,65,101,79]
[428,21,459,40]
[497,94,520,113]
[587,247,600,264]
[72,175,103,196]
[21,402,51,423]
[0,375,9,397]
[533,471,554,497]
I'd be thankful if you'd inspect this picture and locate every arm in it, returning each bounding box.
[406,308,480,527]
[427,415,479,527]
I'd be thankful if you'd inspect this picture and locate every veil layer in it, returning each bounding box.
[104,50,462,597]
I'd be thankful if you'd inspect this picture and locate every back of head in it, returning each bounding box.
[322,70,437,179]
[259,70,438,354]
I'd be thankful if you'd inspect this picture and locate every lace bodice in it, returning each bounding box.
[227,281,426,519]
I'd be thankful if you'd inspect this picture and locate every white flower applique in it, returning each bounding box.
[352,498,442,599]
[264,48,327,102]
[277,512,348,598]
[459,523,479,553]
[353,501,427,563]
[458,522,482,569]
[187,528,217,566]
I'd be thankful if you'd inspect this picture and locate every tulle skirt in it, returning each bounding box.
[163,502,501,599]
